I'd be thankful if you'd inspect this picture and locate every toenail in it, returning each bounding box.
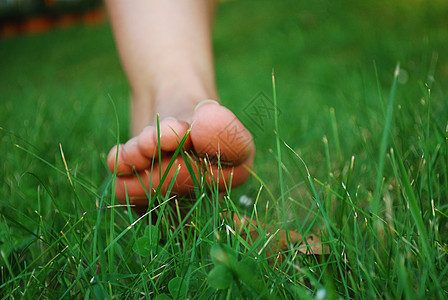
[161,117,178,122]
[125,136,139,146]
[194,99,220,111]
[142,125,155,131]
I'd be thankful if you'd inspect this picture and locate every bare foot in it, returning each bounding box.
[107,100,255,205]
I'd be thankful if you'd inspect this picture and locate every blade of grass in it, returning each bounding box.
[373,60,386,116]
[391,146,442,297]
[272,71,285,223]
[371,63,399,218]
[58,195,177,299]
[329,107,342,163]
[15,145,99,197]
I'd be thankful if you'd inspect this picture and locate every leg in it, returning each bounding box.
[105,0,255,203]
[106,0,217,132]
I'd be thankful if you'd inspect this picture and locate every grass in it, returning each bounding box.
[1,0,448,298]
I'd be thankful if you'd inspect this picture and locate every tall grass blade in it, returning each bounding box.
[272,71,285,222]
[371,63,399,218]
[392,146,442,296]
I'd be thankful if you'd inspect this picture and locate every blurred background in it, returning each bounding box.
[1,0,447,213]
[0,0,103,36]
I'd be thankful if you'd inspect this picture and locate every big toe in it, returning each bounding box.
[191,101,254,165]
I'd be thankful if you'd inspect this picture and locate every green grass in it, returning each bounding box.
[1,0,448,298]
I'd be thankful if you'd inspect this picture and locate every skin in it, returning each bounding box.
[107,102,255,204]
[103,0,311,258]
[105,0,255,203]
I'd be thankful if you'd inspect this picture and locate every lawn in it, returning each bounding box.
[1,0,447,298]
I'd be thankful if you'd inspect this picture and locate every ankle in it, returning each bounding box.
[152,75,218,120]
[155,75,217,104]
[130,78,218,134]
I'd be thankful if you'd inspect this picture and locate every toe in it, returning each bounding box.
[107,138,153,174]
[205,148,254,190]
[114,173,158,201]
[137,126,158,158]
[158,118,192,152]
[113,155,196,201]
[107,144,133,174]
[122,137,152,171]
[191,102,254,165]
